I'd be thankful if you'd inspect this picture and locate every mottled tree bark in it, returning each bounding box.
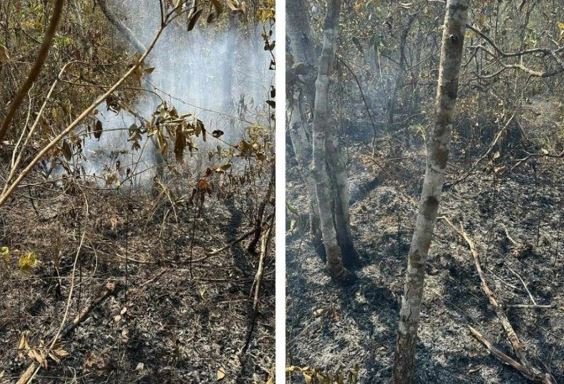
[311,0,354,281]
[287,0,323,255]
[288,101,324,255]
[288,0,358,277]
[392,1,469,382]
[326,124,359,268]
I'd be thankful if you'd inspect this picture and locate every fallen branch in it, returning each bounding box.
[468,326,555,384]
[509,150,564,173]
[507,266,537,305]
[16,280,122,384]
[242,214,274,355]
[205,213,274,256]
[442,217,555,383]
[252,216,274,311]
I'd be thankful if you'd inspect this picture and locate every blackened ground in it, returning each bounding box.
[287,122,563,383]
[0,182,274,384]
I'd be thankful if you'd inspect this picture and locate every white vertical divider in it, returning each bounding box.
[275,0,286,381]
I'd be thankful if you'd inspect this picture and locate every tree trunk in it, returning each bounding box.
[392,1,469,382]
[311,0,354,281]
[287,0,323,255]
[326,123,359,268]
[287,99,324,257]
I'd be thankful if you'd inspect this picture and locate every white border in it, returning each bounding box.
[274,0,286,381]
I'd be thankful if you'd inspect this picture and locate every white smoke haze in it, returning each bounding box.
[72,0,273,188]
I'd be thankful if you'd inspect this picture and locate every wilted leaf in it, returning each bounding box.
[197,178,212,195]
[0,44,9,64]
[187,9,203,31]
[212,130,224,138]
[94,120,103,139]
[196,119,206,141]
[207,12,218,24]
[156,130,168,156]
[210,0,223,15]
[62,140,72,161]
[0,246,9,263]
[17,333,30,351]
[226,0,240,12]
[28,349,47,368]
[18,252,39,271]
[313,308,325,317]
[173,0,183,15]
[286,203,299,215]
[217,367,225,381]
[174,126,186,162]
[53,347,69,358]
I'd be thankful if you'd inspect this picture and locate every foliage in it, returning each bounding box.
[17,251,39,272]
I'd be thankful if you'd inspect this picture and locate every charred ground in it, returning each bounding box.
[0,171,275,383]
[286,100,563,383]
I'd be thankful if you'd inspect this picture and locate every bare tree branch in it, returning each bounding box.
[0,0,65,144]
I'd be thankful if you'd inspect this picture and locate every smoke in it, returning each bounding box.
[75,0,273,187]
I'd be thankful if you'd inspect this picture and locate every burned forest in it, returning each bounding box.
[286,1,563,383]
[1,0,275,383]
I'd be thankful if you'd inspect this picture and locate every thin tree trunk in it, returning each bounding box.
[287,0,323,254]
[392,1,469,382]
[288,99,324,257]
[311,0,353,281]
[326,122,359,267]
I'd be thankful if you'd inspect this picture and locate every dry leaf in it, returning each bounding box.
[18,333,29,350]
[53,348,69,358]
[217,367,225,381]
[0,44,9,63]
[62,140,72,161]
[188,9,203,31]
[94,119,103,139]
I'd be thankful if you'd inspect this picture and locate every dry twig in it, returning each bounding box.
[442,217,556,383]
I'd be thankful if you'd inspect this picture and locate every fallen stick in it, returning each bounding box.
[205,213,274,256]
[468,326,555,384]
[242,215,274,357]
[442,217,555,383]
[507,266,537,305]
[253,218,274,310]
[16,281,122,384]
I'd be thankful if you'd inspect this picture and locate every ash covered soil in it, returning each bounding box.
[0,182,274,383]
[286,124,563,383]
